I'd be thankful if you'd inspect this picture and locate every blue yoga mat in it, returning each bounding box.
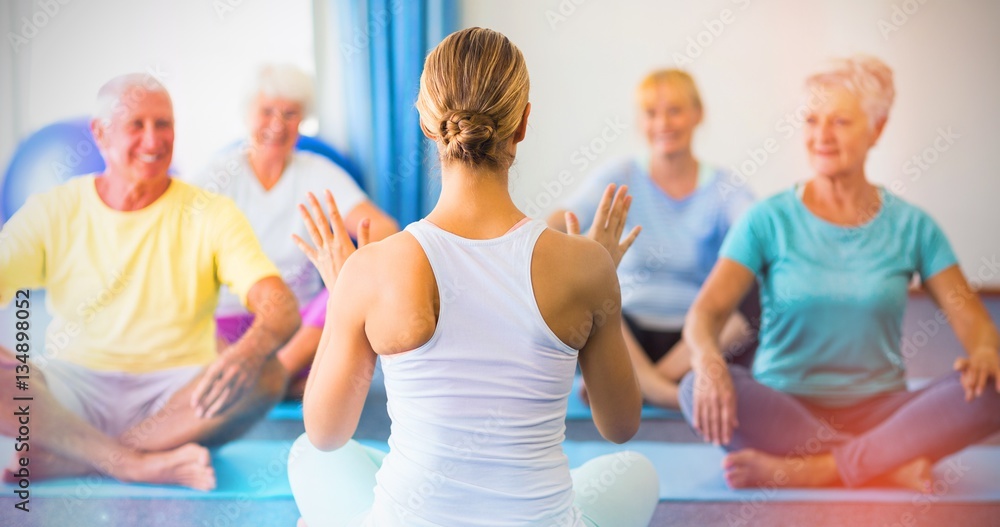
[0,438,294,499]
[4,438,997,502]
[564,441,1000,503]
[268,401,304,420]
[0,437,380,500]
[267,377,683,421]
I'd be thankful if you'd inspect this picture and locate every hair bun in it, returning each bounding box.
[440,111,498,162]
[416,27,529,168]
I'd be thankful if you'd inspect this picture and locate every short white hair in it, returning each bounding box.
[94,73,171,124]
[244,63,315,117]
[805,55,895,128]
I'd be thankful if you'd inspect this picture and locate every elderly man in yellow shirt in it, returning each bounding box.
[0,73,299,490]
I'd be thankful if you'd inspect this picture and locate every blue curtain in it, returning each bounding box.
[332,0,457,226]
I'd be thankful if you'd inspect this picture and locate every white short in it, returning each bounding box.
[37,359,202,438]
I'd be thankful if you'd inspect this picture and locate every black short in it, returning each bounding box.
[621,316,683,364]
[623,283,761,368]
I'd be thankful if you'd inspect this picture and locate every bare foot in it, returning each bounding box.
[869,457,933,493]
[722,449,839,489]
[118,443,216,491]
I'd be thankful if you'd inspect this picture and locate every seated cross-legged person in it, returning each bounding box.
[549,69,758,409]
[680,55,1000,491]
[286,28,659,527]
[192,63,398,399]
[0,73,298,489]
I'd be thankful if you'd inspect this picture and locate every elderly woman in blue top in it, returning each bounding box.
[549,70,757,409]
[680,55,1000,491]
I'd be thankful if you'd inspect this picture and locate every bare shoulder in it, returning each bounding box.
[356,230,425,268]
[535,228,617,287]
[531,227,619,350]
[334,231,420,287]
[341,230,436,354]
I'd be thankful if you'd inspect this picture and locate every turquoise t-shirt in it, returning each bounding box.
[720,186,957,406]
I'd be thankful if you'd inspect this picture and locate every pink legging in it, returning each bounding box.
[679,366,1000,487]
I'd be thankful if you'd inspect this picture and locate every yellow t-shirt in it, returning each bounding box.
[0,176,280,373]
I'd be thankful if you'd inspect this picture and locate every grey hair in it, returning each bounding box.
[94,73,170,124]
[805,55,895,129]
[243,63,315,117]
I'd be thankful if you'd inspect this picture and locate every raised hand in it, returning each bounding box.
[292,190,371,290]
[566,184,641,268]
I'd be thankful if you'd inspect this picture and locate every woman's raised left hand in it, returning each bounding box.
[293,190,371,290]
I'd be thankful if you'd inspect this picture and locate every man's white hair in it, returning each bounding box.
[93,73,171,124]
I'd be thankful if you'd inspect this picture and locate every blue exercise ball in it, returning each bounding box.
[1,117,105,221]
[295,135,366,191]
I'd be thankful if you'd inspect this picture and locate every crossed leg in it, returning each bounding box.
[1,345,287,490]
[679,366,1000,491]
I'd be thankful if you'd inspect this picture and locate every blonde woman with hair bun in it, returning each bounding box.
[286,28,659,526]
[681,55,1000,491]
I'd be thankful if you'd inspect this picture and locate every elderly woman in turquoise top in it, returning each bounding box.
[680,55,1000,491]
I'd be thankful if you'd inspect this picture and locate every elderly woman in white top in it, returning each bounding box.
[193,64,398,398]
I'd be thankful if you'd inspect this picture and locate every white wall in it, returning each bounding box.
[461,0,1000,286]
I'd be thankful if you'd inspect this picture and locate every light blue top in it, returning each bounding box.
[720,185,957,406]
[562,156,754,330]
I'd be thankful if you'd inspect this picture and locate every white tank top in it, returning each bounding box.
[364,219,584,527]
